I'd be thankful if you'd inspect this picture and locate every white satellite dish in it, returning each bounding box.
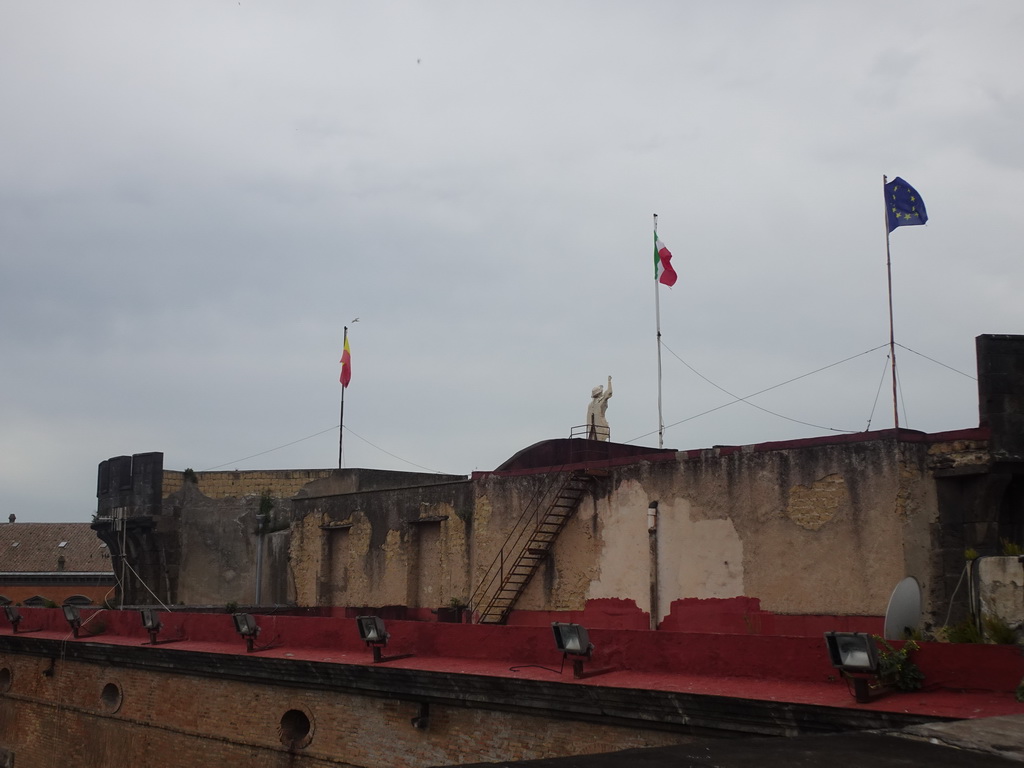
[883,576,922,641]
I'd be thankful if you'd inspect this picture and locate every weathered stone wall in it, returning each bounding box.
[163,468,335,501]
[290,480,474,609]
[285,436,977,627]
[100,433,1002,629]
[978,555,1024,641]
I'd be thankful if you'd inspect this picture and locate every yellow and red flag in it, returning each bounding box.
[339,337,352,388]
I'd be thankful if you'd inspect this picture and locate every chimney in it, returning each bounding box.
[976,334,1024,456]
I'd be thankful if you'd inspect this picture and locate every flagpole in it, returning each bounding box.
[654,213,665,449]
[338,325,348,469]
[883,175,899,430]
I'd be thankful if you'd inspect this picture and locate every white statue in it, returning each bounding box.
[586,376,613,440]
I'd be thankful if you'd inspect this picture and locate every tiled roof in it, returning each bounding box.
[0,522,113,573]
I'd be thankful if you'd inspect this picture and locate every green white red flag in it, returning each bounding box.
[654,234,677,287]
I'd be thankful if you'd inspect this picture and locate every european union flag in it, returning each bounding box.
[885,177,928,232]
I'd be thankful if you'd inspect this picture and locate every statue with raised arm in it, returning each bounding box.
[586,376,613,441]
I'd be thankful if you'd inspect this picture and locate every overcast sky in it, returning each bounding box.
[3,2,1022,523]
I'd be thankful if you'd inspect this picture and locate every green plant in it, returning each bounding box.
[1000,538,1023,556]
[873,636,924,691]
[255,490,290,534]
[964,547,979,561]
[448,596,467,610]
[225,601,239,614]
[259,489,275,517]
[982,613,1018,645]
[946,619,983,644]
[183,467,198,484]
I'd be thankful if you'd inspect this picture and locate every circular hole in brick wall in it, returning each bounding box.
[0,667,11,693]
[279,708,313,749]
[100,682,122,713]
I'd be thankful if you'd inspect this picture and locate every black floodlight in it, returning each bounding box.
[824,631,880,703]
[552,622,593,656]
[356,615,389,662]
[4,606,21,631]
[4,605,40,634]
[552,622,594,679]
[140,608,162,644]
[232,612,260,652]
[140,608,162,632]
[824,632,879,673]
[138,608,184,646]
[62,605,82,638]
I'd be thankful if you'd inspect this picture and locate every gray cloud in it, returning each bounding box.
[2,1,1022,521]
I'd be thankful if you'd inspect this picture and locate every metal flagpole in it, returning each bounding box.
[883,175,899,430]
[654,213,665,448]
[338,325,348,469]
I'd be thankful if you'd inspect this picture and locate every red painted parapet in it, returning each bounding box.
[3,606,1021,694]
[504,598,651,630]
[659,597,885,637]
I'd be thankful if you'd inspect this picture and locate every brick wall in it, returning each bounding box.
[0,584,113,607]
[0,653,689,768]
[163,469,335,500]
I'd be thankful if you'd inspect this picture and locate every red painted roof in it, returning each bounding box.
[3,609,1021,722]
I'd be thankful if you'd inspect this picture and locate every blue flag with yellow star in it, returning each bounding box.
[885,177,928,232]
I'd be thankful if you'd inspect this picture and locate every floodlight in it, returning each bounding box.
[4,606,21,630]
[552,622,594,679]
[824,631,879,673]
[62,605,82,638]
[140,608,162,644]
[356,616,389,662]
[140,608,162,632]
[354,616,412,664]
[3,606,40,634]
[824,631,880,703]
[138,608,184,646]
[232,613,260,652]
[357,615,388,643]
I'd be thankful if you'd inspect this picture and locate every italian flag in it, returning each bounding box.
[654,233,677,287]
[339,338,352,388]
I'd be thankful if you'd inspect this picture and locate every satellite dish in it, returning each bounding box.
[883,576,922,640]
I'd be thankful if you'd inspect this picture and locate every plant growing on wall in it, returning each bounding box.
[946,619,983,644]
[983,613,1018,645]
[255,490,291,534]
[873,636,924,691]
[1000,538,1023,556]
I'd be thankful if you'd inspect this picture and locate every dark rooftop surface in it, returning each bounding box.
[449,717,1024,767]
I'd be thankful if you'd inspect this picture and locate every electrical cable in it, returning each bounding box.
[201,425,339,470]
[626,345,887,444]
[341,426,442,473]
[659,341,880,433]
[120,557,172,612]
[509,659,565,675]
[864,353,891,432]
[202,424,443,475]
[895,343,977,381]
[942,564,969,629]
[896,365,910,428]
